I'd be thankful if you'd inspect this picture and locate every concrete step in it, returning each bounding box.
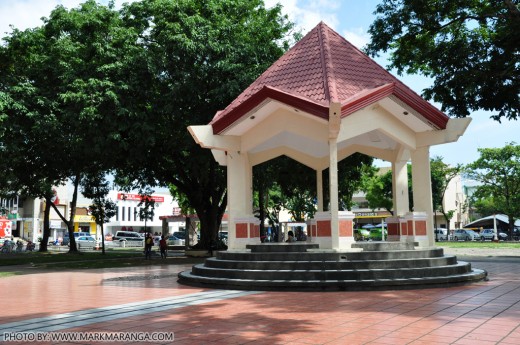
[217,248,445,261]
[351,242,417,251]
[191,261,472,280]
[246,243,319,252]
[204,255,458,270]
[178,244,487,291]
[178,268,488,291]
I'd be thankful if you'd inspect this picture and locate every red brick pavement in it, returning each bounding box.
[1,257,519,345]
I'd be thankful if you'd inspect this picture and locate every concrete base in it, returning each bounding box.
[178,242,487,291]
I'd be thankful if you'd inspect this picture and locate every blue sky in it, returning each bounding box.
[1,0,518,167]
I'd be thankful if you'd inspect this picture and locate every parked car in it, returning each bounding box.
[434,228,448,241]
[76,236,99,249]
[480,229,508,241]
[453,229,480,241]
[63,232,91,246]
[369,228,387,241]
[354,229,370,241]
[167,235,185,246]
[218,231,228,244]
[113,231,144,243]
[513,228,520,241]
[173,231,186,240]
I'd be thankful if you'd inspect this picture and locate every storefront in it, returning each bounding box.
[74,215,97,236]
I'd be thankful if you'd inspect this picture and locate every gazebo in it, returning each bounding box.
[188,22,471,251]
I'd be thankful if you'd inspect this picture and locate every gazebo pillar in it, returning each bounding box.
[409,146,435,247]
[310,103,354,250]
[387,151,411,241]
[226,149,259,250]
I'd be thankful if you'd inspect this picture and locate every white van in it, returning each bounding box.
[113,231,144,242]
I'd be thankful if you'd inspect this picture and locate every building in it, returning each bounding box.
[7,184,184,243]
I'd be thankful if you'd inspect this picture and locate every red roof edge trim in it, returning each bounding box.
[211,86,329,134]
[341,83,395,117]
[392,84,448,129]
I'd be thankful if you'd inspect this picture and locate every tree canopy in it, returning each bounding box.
[465,142,520,235]
[0,0,141,251]
[107,0,297,249]
[365,0,519,121]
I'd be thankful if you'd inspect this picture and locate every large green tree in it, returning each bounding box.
[360,157,459,225]
[0,1,142,251]
[365,0,519,121]
[117,0,296,249]
[465,142,520,236]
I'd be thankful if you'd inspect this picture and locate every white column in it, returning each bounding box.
[328,102,341,250]
[329,138,339,249]
[316,169,323,212]
[392,159,409,217]
[411,146,434,246]
[226,150,256,249]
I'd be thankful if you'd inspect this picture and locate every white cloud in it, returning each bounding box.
[264,0,341,34]
[342,27,370,49]
[0,0,137,42]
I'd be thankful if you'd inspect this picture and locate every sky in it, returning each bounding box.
[1,0,518,167]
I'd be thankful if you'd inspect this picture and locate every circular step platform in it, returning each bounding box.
[178,242,487,291]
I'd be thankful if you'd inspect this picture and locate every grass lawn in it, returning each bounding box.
[438,241,520,249]
[0,247,204,274]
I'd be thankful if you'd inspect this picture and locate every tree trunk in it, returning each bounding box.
[38,199,51,252]
[68,174,81,253]
[100,223,105,255]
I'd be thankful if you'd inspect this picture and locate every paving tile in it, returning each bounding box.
[2,257,520,344]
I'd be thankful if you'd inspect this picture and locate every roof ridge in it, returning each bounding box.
[317,22,338,103]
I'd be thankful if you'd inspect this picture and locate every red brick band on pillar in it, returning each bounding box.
[250,223,260,238]
[317,220,331,236]
[415,220,427,236]
[236,223,248,238]
[339,219,352,237]
[386,217,402,242]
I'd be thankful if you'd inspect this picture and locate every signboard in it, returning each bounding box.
[354,211,392,218]
[117,193,164,203]
[74,215,96,223]
[50,220,62,229]
[0,218,12,238]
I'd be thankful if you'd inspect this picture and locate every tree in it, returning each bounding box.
[465,142,520,237]
[365,0,519,121]
[117,0,296,249]
[360,158,460,230]
[81,174,116,255]
[0,1,145,252]
[430,157,463,235]
[361,167,393,214]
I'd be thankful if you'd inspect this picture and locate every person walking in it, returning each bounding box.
[159,235,167,259]
[144,233,153,259]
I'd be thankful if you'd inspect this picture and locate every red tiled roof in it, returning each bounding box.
[210,22,449,134]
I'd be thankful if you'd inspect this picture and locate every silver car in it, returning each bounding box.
[480,229,508,241]
[76,236,100,249]
[453,229,480,241]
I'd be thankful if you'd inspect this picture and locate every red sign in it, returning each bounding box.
[117,193,164,203]
[0,218,12,238]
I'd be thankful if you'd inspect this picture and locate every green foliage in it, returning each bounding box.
[253,153,373,225]
[430,156,463,229]
[465,142,520,233]
[471,195,499,218]
[366,0,519,121]
[362,167,393,213]
[0,0,142,251]
[115,0,296,249]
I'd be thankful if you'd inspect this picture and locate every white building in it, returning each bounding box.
[11,184,184,243]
